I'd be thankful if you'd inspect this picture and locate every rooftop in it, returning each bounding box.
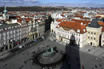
[88,18,101,28]
[59,21,87,34]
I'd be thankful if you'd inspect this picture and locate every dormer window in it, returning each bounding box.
[0,24,2,26]
[77,29,80,33]
[15,26,16,28]
[83,29,86,32]
[5,28,7,30]
[81,22,83,25]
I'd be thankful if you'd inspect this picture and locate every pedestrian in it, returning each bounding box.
[5,64,7,66]
[19,65,23,69]
[3,64,7,67]
[82,64,84,69]
[24,61,27,64]
[48,67,50,69]
[42,67,45,69]
[95,64,97,68]
[96,58,98,60]
[99,64,102,67]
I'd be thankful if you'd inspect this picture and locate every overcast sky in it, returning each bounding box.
[0,0,104,7]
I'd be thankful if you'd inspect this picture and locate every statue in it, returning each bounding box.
[42,47,56,57]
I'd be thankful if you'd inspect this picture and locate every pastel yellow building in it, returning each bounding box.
[86,18,102,47]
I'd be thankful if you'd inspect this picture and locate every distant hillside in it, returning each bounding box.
[0,6,67,12]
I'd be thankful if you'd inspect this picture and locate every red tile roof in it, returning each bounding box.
[56,19,66,22]
[74,15,83,19]
[25,18,32,22]
[16,16,21,19]
[59,21,87,34]
[98,21,104,27]
[96,16,101,18]
[17,18,22,23]
[71,19,90,26]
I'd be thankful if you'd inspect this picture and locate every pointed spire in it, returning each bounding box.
[3,5,7,14]
[3,2,8,20]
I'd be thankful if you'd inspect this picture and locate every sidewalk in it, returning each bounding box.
[0,40,33,60]
[0,51,11,60]
[80,45,104,59]
[49,35,66,46]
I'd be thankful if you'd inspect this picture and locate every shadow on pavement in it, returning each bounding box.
[61,35,82,69]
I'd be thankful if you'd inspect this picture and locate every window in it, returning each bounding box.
[12,27,14,29]
[94,38,96,40]
[14,31,15,34]
[51,30,53,32]
[0,34,1,40]
[3,33,6,37]
[3,36,6,40]
[91,32,93,34]
[10,31,12,34]
[94,33,96,35]
[5,28,7,30]
[7,32,9,39]
[88,32,90,34]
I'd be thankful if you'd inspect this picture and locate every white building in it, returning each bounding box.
[0,22,29,52]
[101,31,104,46]
[51,19,88,47]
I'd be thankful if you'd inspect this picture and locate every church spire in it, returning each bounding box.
[3,4,7,20]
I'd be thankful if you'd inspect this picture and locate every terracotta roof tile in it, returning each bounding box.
[59,21,87,34]
[25,18,32,22]
[96,16,101,18]
[71,19,90,26]
[56,19,66,22]
[17,18,22,23]
[16,16,21,19]
[102,27,104,32]
[74,15,83,18]
[98,21,104,26]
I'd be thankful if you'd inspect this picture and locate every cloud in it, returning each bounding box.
[24,0,38,1]
[0,0,38,3]
[0,0,104,7]
[0,0,39,4]
[0,0,40,6]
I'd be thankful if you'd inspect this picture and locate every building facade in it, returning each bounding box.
[51,19,87,47]
[0,22,29,52]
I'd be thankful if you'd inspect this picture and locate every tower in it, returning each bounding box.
[3,5,7,20]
